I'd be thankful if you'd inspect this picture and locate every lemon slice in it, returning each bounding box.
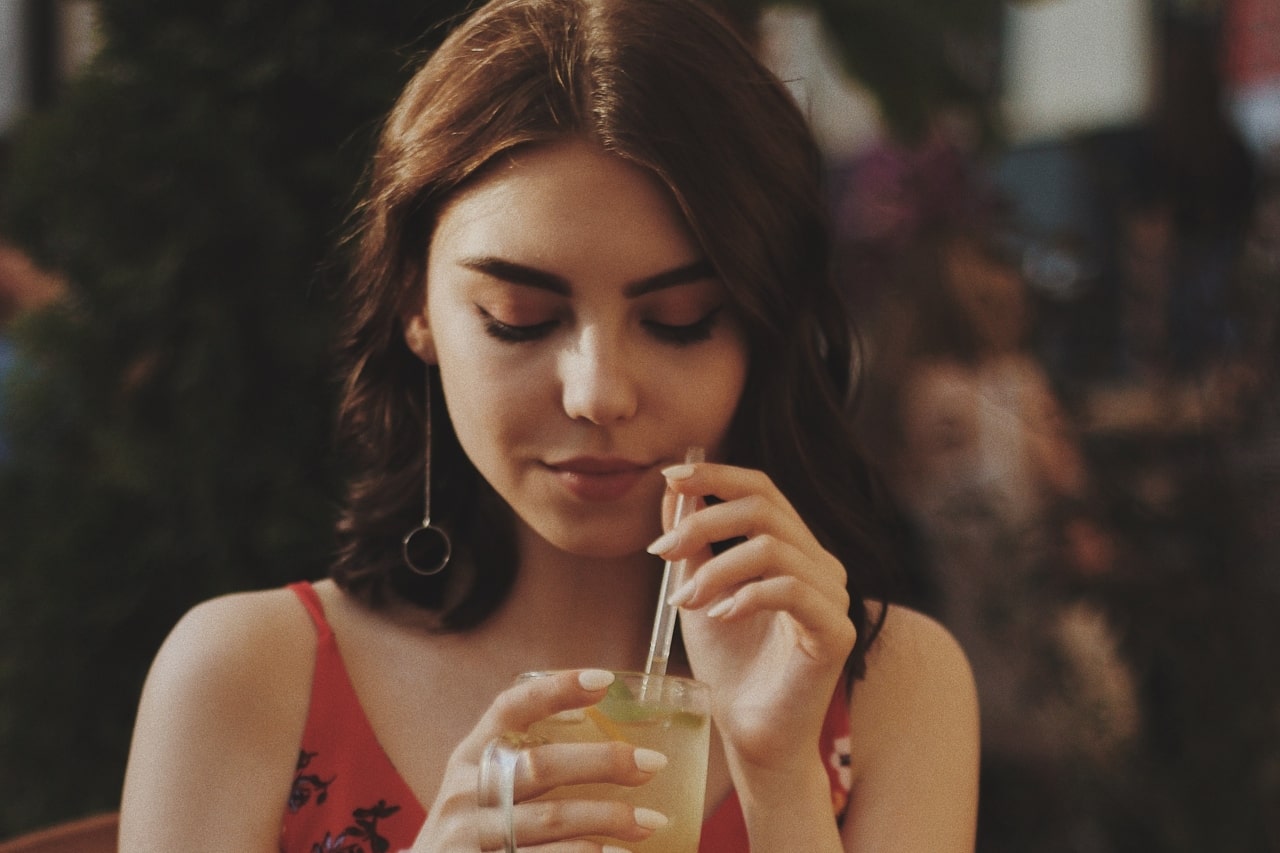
[585,705,628,741]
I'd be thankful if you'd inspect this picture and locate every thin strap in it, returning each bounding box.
[287,580,332,639]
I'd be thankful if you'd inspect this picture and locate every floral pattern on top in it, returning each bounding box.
[287,747,401,853]
[290,750,334,812]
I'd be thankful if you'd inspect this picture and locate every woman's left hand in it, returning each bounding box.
[648,459,856,772]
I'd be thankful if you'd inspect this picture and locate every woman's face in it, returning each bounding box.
[404,139,749,559]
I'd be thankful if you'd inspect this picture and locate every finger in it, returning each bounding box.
[669,534,848,611]
[652,483,823,567]
[461,669,615,757]
[652,494,765,557]
[664,532,789,607]
[650,495,784,563]
[700,575,857,656]
[661,461,797,517]
[659,481,704,534]
[517,741,668,800]
[477,799,667,850]
[478,828,650,853]
[656,460,761,539]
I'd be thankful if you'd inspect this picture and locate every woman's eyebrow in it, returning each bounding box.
[624,259,718,296]
[457,256,717,297]
[459,257,569,294]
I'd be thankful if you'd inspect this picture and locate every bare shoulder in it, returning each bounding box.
[137,587,317,722]
[156,586,314,676]
[851,604,979,764]
[862,604,977,703]
[843,604,979,852]
[120,585,317,851]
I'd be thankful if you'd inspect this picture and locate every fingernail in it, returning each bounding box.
[602,847,630,853]
[578,669,615,691]
[634,807,669,830]
[667,580,695,607]
[646,529,678,555]
[661,463,696,481]
[707,596,735,619]
[633,748,668,773]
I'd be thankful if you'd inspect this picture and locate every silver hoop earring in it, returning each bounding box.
[402,367,452,576]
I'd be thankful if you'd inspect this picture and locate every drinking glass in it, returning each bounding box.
[480,670,711,853]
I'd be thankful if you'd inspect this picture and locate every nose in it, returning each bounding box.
[559,327,640,424]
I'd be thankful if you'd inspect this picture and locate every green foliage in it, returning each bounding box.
[0,4,467,834]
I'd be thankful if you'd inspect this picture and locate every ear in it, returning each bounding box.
[402,310,438,364]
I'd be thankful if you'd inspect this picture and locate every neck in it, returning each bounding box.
[473,523,667,674]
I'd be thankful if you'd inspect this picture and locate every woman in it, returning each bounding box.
[119,0,979,850]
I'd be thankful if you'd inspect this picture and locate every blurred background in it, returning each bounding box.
[0,1,1275,850]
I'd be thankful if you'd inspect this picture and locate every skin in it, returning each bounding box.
[408,138,750,562]
[119,139,979,852]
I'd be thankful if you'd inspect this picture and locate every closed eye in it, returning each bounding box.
[476,307,558,343]
[476,305,724,345]
[644,308,722,345]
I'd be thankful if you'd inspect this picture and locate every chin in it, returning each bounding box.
[514,498,657,559]
[531,517,657,562]
[560,533,652,561]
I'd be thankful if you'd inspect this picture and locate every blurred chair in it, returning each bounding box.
[0,813,118,853]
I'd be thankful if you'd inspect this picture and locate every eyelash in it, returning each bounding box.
[645,310,721,345]
[480,315,558,343]
[477,307,722,346]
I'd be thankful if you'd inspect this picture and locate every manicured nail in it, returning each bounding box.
[578,669,615,691]
[667,580,695,607]
[707,596,735,619]
[661,463,696,481]
[633,748,668,773]
[646,529,678,555]
[634,807,669,830]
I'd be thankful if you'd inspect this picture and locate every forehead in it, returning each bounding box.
[430,139,704,271]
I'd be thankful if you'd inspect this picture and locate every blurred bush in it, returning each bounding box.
[0,3,465,834]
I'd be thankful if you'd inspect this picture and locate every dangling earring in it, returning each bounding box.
[402,366,452,576]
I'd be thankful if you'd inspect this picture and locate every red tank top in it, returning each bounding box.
[279,581,851,852]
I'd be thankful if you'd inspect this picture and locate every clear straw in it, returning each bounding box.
[644,446,705,681]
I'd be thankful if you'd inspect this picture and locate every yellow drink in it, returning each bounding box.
[525,672,711,853]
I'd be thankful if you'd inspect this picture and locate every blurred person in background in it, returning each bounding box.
[847,137,1141,844]
[863,226,1139,766]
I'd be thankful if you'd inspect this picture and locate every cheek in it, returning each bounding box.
[439,357,532,429]
[437,366,537,496]
[677,345,749,441]
[432,333,539,450]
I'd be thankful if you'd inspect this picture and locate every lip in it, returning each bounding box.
[545,456,652,501]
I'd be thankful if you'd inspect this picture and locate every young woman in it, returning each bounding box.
[119,1,979,850]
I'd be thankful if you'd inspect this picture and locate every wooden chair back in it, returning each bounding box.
[0,813,118,853]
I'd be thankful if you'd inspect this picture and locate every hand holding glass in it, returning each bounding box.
[479,670,710,853]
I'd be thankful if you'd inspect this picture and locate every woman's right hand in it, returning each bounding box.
[407,668,669,852]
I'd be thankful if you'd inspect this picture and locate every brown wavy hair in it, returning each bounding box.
[331,0,896,678]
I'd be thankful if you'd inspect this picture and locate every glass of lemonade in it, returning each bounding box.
[516,671,711,853]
